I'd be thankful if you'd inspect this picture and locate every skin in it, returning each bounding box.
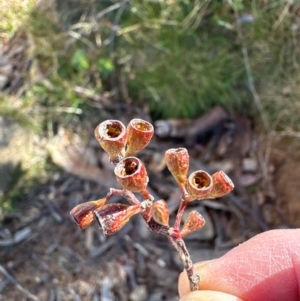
[178,229,300,301]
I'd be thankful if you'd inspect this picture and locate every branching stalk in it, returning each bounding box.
[70,118,234,292]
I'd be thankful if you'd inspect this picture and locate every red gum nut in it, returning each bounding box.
[94,120,127,160]
[207,171,234,198]
[165,148,189,186]
[180,211,206,237]
[114,157,149,196]
[151,200,169,226]
[186,170,213,201]
[93,203,141,235]
[125,119,154,157]
[70,198,107,229]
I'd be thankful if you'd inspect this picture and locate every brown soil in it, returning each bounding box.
[0,175,181,301]
[269,137,300,228]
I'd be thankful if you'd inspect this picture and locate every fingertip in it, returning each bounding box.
[179,290,244,301]
[178,261,213,297]
[179,230,300,301]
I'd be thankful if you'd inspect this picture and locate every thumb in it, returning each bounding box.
[178,229,300,301]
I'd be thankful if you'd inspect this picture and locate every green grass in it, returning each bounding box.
[0,0,36,41]
[112,1,250,119]
[110,0,300,125]
[3,0,300,126]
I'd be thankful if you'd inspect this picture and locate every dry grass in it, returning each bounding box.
[0,0,36,42]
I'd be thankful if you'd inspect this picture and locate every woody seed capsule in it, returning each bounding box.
[125,119,154,157]
[186,170,213,201]
[151,200,169,226]
[180,210,206,237]
[165,148,189,187]
[207,171,234,198]
[114,157,149,198]
[70,198,107,229]
[95,120,127,160]
[94,203,141,235]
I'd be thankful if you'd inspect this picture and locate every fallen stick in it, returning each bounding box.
[0,264,39,301]
[0,227,31,247]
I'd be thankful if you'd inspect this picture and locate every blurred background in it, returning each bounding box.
[1,0,300,300]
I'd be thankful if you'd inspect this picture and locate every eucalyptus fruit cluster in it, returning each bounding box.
[70,118,234,291]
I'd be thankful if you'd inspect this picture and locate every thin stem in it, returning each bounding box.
[169,184,200,291]
[176,238,200,291]
[167,236,200,291]
[108,188,140,205]
[174,185,191,230]
[140,188,153,201]
[95,2,124,20]
[174,199,188,230]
